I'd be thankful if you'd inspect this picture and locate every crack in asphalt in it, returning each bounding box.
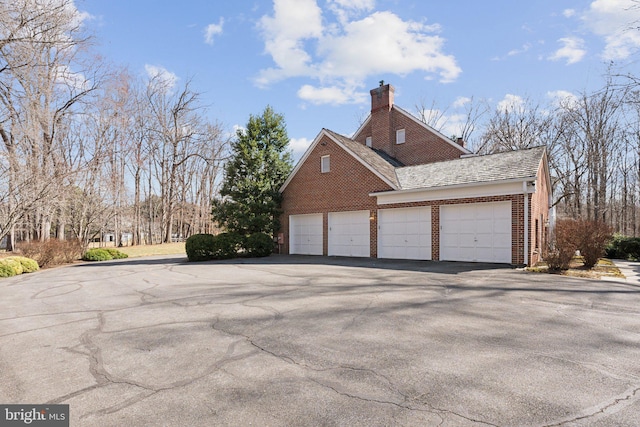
[340,293,380,333]
[211,319,498,427]
[0,316,96,338]
[45,312,262,418]
[543,386,640,426]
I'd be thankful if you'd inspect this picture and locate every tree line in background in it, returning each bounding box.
[3,0,640,256]
[419,71,640,237]
[0,0,227,251]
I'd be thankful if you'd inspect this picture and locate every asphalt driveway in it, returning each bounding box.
[1,255,639,426]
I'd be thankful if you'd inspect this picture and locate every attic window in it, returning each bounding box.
[321,155,330,173]
[365,136,372,147]
[396,129,405,145]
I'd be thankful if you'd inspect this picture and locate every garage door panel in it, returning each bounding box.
[441,202,512,263]
[328,210,370,257]
[494,234,511,247]
[378,207,432,260]
[290,214,323,255]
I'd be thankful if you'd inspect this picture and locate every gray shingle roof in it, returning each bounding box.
[395,146,546,190]
[323,129,545,192]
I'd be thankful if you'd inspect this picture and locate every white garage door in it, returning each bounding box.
[378,207,432,260]
[328,210,370,257]
[289,214,323,255]
[440,201,512,263]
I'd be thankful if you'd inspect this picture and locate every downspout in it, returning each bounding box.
[523,181,529,266]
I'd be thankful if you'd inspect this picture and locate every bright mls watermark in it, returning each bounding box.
[1,405,68,426]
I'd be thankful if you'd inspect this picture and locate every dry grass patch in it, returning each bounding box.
[116,242,186,258]
[528,257,624,279]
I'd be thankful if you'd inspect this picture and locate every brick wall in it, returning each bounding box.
[280,132,540,264]
[352,84,464,166]
[529,158,551,265]
[377,195,526,265]
[280,133,393,255]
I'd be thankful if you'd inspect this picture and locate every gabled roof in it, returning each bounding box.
[279,128,400,193]
[281,129,548,195]
[395,146,547,190]
[352,105,472,155]
[322,129,399,188]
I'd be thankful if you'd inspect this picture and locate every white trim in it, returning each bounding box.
[392,105,472,155]
[280,131,326,192]
[353,115,371,140]
[371,177,536,205]
[337,139,399,189]
[321,155,330,173]
[352,106,472,155]
[280,129,399,192]
[395,128,406,144]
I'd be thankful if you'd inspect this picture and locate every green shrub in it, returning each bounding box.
[104,248,128,259]
[6,256,39,273]
[245,232,274,257]
[0,260,17,277]
[186,234,216,262]
[605,234,624,259]
[620,238,640,260]
[212,232,241,259]
[3,258,23,275]
[606,235,640,260]
[82,248,114,261]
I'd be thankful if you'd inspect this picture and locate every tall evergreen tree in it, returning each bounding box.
[212,106,293,237]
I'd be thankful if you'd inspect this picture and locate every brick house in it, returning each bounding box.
[279,83,552,265]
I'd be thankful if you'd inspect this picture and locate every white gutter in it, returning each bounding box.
[523,180,529,266]
[369,176,537,198]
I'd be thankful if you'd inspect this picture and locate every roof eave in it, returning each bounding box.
[392,105,472,155]
[280,129,400,193]
[369,176,537,197]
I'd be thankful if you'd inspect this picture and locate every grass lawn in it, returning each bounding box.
[116,242,186,258]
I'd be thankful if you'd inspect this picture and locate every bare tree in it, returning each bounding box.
[415,96,489,150]
[478,97,553,154]
[0,0,98,249]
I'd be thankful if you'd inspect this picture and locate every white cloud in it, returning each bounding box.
[582,0,640,60]
[507,43,531,57]
[327,0,375,24]
[256,1,461,105]
[289,137,313,160]
[563,9,576,18]
[497,94,525,113]
[256,0,323,86]
[204,18,224,45]
[54,64,89,90]
[547,90,579,108]
[144,64,178,90]
[452,96,471,108]
[548,36,586,64]
[297,84,367,105]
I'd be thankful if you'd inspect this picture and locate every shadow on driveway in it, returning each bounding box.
[74,253,512,275]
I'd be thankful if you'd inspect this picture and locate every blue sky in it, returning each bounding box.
[78,0,640,158]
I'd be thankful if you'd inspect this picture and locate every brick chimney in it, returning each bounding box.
[369,81,394,155]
